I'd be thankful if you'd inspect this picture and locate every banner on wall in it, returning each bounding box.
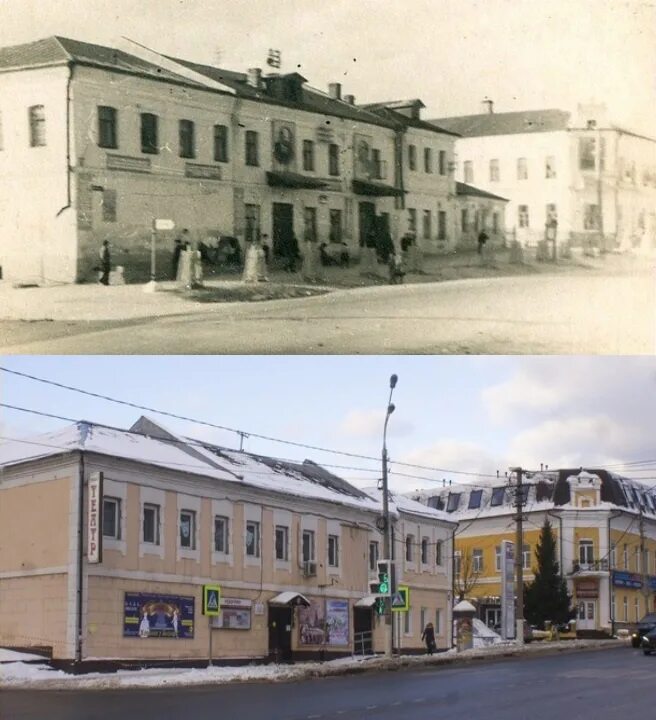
[211,598,252,630]
[325,600,349,646]
[298,597,326,645]
[123,592,195,639]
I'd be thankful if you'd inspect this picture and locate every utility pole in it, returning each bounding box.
[510,466,525,644]
[237,431,249,452]
[639,506,650,615]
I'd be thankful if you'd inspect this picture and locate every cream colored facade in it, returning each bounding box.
[0,418,454,666]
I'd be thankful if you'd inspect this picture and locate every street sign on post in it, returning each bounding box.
[203,585,221,616]
[154,218,175,231]
[391,585,409,612]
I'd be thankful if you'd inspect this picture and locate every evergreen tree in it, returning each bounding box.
[524,519,573,629]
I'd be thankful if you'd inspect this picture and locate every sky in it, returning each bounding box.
[1,0,654,135]
[2,355,656,493]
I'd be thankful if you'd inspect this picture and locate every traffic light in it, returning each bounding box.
[374,597,386,616]
[369,560,393,597]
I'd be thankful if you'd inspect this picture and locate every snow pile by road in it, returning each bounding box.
[0,649,48,663]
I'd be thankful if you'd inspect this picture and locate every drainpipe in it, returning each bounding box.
[607,509,623,637]
[76,451,85,665]
[56,62,75,217]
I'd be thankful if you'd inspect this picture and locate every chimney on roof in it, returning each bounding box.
[328,82,342,100]
[482,98,494,114]
[343,93,355,105]
[247,67,262,89]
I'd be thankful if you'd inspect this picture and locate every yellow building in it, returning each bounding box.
[0,416,454,669]
[411,469,656,636]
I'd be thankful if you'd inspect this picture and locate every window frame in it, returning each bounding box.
[489,158,500,182]
[214,123,229,163]
[97,105,118,149]
[408,144,417,171]
[472,548,484,573]
[369,540,379,572]
[421,537,429,565]
[302,139,315,172]
[275,524,289,562]
[328,534,340,567]
[214,515,230,554]
[328,143,340,176]
[179,119,196,159]
[405,533,415,562]
[518,205,530,228]
[245,129,259,166]
[517,157,528,180]
[102,496,121,539]
[140,112,159,155]
[468,489,483,509]
[28,105,46,147]
[302,529,316,563]
[143,502,160,545]
[463,160,473,184]
[438,149,447,176]
[424,147,433,174]
[246,519,261,558]
[179,509,196,550]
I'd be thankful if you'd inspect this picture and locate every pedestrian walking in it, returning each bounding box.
[99,239,111,285]
[172,229,188,279]
[388,250,405,284]
[284,233,300,272]
[421,622,436,655]
[477,229,489,255]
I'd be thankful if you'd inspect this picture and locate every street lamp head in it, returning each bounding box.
[389,374,398,389]
[387,403,395,415]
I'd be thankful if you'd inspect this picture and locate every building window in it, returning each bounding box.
[28,105,46,147]
[408,208,417,233]
[522,544,531,570]
[490,487,505,506]
[372,148,384,179]
[436,540,443,566]
[304,206,317,242]
[422,209,431,239]
[495,546,501,572]
[461,209,469,232]
[635,597,640,622]
[275,525,289,561]
[610,543,616,568]
[623,595,628,622]
[329,209,342,243]
[102,189,117,223]
[214,124,229,162]
[424,147,433,173]
[623,544,628,570]
[420,607,427,634]
[406,534,414,562]
[328,143,340,175]
[302,529,315,563]
[446,493,461,512]
[579,137,596,170]
[472,548,483,573]
[408,144,417,171]
[492,212,499,234]
[454,551,462,576]
[328,534,339,567]
[179,510,196,549]
[420,537,429,565]
[302,139,315,171]
[438,150,447,176]
[102,497,121,539]
[438,211,447,240]
[518,205,529,228]
[583,203,600,230]
[98,106,118,149]
[140,113,158,154]
[403,609,411,634]
[490,158,499,182]
[517,157,528,180]
[435,609,441,634]
[179,119,195,159]
[214,515,229,554]
[369,540,379,572]
[245,130,259,166]
[244,204,260,243]
[246,520,260,557]
[579,539,594,565]
[545,156,556,178]
[468,489,483,509]
[463,161,473,183]
[143,503,160,545]
[546,203,558,223]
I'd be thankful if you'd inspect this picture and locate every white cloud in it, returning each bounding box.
[338,409,414,440]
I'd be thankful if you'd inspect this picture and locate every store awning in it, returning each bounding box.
[268,591,311,607]
[352,178,405,197]
[266,171,328,190]
[355,595,378,608]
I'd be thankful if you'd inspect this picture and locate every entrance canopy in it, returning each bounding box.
[352,179,405,197]
[268,591,311,607]
[266,171,328,190]
[355,595,378,608]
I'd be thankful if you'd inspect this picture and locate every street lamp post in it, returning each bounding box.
[382,373,397,658]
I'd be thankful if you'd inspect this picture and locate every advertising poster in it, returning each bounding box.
[325,599,349,646]
[123,592,194,639]
[298,597,325,645]
[212,598,252,630]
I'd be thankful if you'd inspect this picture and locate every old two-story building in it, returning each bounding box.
[430,102,656,252]
[411,469,656,636]
[0,36,468,284]
[0,415,454,668]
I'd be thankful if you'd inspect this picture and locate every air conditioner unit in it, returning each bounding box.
[302,561,317,577]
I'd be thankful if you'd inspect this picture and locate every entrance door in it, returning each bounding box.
[272,203,294,258]
[353,607,373,655]
[268,606,293,663]
[485,608,501,631]
[577,600,596,630]
[358,202,376,247]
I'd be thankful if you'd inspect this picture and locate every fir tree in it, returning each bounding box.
[524,519,573,629]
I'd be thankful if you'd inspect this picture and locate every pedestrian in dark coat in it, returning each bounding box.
[421,622,436,655]
[99,240,111,285]
[285,234,300,272]
[477,229,489,255]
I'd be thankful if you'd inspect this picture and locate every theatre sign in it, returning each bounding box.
[88,472,103,564]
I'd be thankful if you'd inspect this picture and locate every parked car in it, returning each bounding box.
[631,612,656,647]
[640,626,656,655]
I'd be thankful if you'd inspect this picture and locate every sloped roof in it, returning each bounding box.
[428,109,571,138]
[361,103,461,137]
[0,417,382,513]
[364,486,455,525]
[456,182,508,202]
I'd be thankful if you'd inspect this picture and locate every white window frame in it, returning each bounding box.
[454,550,462,577]
[244,504,262,565]
[179,509,196,550]
[102,497,120,538]
[369,540,379,572]
[275,524,289,562]
[579,539,594,566]
[302,529,316,563]
[143,504,161,546]
[405,533,415,564]
[212,499,234,566]
[214,515,230,555]
[273,509,292,570]
[139,486,165,558]
[246,520,261,559]
[101,478,127,556]
[328,534,339,568]
[472,548,483,573]
[522,544,531,570]
[177,493,200,562]
[421,537,429,566]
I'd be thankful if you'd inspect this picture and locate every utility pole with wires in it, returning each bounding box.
[237,431,249,452]
[639,505,650,614]
[509,466,525,644]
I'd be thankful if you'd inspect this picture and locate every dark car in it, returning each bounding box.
[640,626,656,655]
[632,612,656,648]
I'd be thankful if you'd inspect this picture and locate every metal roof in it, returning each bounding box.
[428,109,571,138]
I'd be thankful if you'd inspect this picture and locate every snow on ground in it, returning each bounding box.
[0,649,48,663]
[0,639,624,691]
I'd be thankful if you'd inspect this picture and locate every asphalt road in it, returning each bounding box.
[1,272,653,354]
[2,647,653,720]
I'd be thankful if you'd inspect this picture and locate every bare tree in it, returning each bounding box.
[454,549,481,601]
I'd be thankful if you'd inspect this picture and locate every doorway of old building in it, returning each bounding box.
[272,203,294,258]
[268,605,293,663]
[358,201,376,247]
[353,606,373,655]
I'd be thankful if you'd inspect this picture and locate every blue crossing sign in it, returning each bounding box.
[202,584,221,616]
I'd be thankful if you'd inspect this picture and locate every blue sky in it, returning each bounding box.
[1,0,654,135]
[2,355,656,492]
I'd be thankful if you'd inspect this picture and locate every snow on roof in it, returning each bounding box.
[364,487,455,525]
[0,418,382,514]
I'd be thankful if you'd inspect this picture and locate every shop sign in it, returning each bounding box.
[575,579,599,598]
[123,592,194,639]
[612,570,642,589]
[87,472,103,564]
[185,163,222,180]
[211,597,252,630]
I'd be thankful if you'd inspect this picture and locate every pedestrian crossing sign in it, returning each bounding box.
[202,584,221,616]
[391,585,409,612]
